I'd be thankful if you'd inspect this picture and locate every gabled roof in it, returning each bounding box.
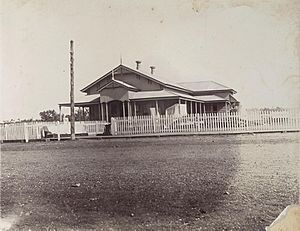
[229,95,239,103]
[178,81,236,93]
[81,64,237,97]
[81,65,121,92]
[129,90,202,102]
[81,64,193,94]
[98,79,139,92]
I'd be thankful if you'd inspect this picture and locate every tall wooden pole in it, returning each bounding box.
[70,40,75,140]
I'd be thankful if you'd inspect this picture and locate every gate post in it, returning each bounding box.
[57,121,61,141]
[153,116,156,133]
[24,123,29,143]
[245,110,249,131]
[35,123,40,139]
[4,124,8,141]
[111,118,116,136]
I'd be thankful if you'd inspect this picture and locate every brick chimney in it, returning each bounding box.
[150,66,155,75]
[136,61,141,70]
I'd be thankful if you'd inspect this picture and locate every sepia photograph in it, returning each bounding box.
[1,0,300,230]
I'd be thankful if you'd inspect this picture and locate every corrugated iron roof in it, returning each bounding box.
[178,81,235,93]
[129,90,201,101]
[127,67,190,92]
[81,64,236,95]
[59,95,100,107]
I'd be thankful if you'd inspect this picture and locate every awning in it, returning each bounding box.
[194,95,228,102]
[129,90,203,102]
[59,95,100,107]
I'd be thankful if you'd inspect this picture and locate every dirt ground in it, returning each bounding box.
[1,133,299,230]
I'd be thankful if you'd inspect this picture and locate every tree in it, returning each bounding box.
[65,108,89,121]
[39,110,60,122]
[75,108,89,121]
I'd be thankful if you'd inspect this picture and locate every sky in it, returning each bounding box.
[1,0,300,121]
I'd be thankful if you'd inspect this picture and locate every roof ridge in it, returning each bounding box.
[178,80,211,83]
[178,80,231,88]
[178,80,222,84]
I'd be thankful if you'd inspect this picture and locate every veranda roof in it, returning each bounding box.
[59,95,100,107]
[129,90,202,102]
[229,95,240,103]
[194,95,228,102]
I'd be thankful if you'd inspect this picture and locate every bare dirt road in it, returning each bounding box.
[1,133,299,230]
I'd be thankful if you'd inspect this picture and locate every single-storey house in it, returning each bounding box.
[59,62,239,121]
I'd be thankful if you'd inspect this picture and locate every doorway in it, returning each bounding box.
[108,100,123,120]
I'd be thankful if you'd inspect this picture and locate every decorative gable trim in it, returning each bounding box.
[97,79,139,93]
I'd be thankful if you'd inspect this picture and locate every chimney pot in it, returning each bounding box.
[150,66,155,74]
[136,61,141,70]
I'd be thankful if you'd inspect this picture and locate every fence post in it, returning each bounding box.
[57,121,61,141]
[152,116,156,133]
[245,110,249,131]
[35,123,40,139]
[24,123,29,143]
[4,124,8,141]
[111,118,116,136]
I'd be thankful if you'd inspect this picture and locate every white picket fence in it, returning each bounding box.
[111,109,300,136]
[1,109,300,141]
[0,121,107,142]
